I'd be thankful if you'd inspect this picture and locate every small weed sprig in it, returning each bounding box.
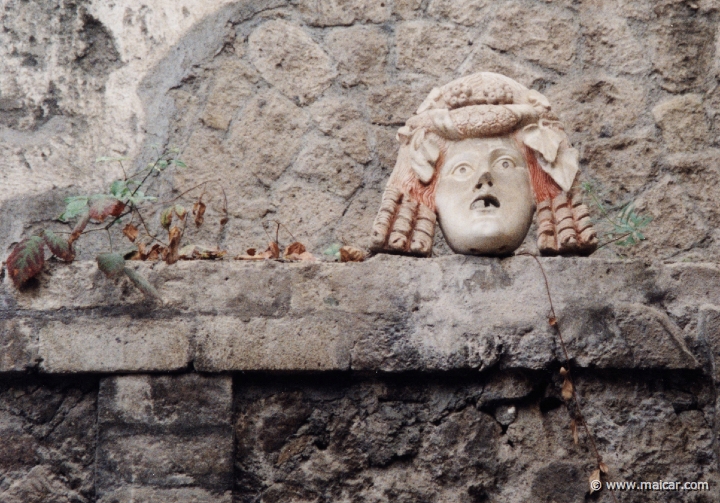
[581,182,652,250]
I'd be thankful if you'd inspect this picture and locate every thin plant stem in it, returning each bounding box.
[518,252,619,503]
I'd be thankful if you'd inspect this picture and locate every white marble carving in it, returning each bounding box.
[371,72,597,256]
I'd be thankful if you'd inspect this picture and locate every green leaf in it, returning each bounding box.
[156,160,169,170]
[59,196,89,222]
[160,207,174,229]
[124,267,162,302]
[96,156,130,163]
[323,243,342,259]
[171,159,187,168]
[88,195,125,222]
[6,236,46,287]
[42,229,74,262]
[109,180,127,198]
[97,253,126,278]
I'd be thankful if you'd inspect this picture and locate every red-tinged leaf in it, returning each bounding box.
[193,201,206,227]
[123,267,162,302]
[42,229,74,262]
[68,211,90,245]
[6,236,45,287]
[88,195,125,222]
[549,316,557,326]
[246,248,257,256]
[220,216,229,226]
[123,223,139,242]
[97,252,125,278]
[160,207,174,230]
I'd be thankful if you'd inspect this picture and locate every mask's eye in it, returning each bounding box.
[450,163,474,178]
[495,156,517,169]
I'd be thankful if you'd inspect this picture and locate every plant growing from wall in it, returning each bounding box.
[4,148,228,300]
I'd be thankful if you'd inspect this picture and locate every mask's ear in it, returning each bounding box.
[409,129,441,184]
[521,123,578,192]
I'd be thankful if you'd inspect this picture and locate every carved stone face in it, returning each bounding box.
[435,137,535,255]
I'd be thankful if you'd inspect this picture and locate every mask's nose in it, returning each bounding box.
[475,171,493,191]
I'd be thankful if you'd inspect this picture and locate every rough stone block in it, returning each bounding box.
[194,314,359,371]
[38,318,192,373]
[0,377,97,503]
[248,20,335,105]
[0,318,38,372]
[653,94,710,152]
[97,374,233,501]
[484,1,577,72]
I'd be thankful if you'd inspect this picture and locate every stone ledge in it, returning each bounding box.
[1,255,716,374]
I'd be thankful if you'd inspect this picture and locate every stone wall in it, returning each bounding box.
[2,1,720,502]
[2,257,720,501]
[1,0,719,261]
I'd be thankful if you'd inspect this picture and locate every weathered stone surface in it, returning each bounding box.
[38,318,193,373]
[225,89,310,186]
[646,3,716,92]
[653,94,711,153]
[97,374,233,502]
[3,257,719,373]
[200,57,258,131]
[579,8,649,75]
[296,0,391,26]
[0,377,97,503]
[396,21,472,77]
[0,318,38,372]
[195,314,358,371]
[248,20,335,105]
[291,135,364,198]
[233,372,718,502]
[427,0,489,26]
[325,25,389,87]
[484,1,578,72]
[3,0,720,266]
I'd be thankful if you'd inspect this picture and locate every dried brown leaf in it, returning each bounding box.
[42,229,74,262]
[340,246,366,262]
[220,216,229,226]
[266,241,280,259]
[559,367,569,377]
[145,243,164,261]
[165,226,182,265]
[123,223,139,242]
[179,244,227,260]
[561,377,574,400]
[246,248,257,256]
[286,251,316,262]
[599,462,609,474]
[284,242,306,257]
[549,316,557,326]
[193,201,206,227]
[570,419,579,445]
[589,469,601,494]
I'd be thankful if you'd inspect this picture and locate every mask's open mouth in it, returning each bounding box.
[470,195,500,210]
